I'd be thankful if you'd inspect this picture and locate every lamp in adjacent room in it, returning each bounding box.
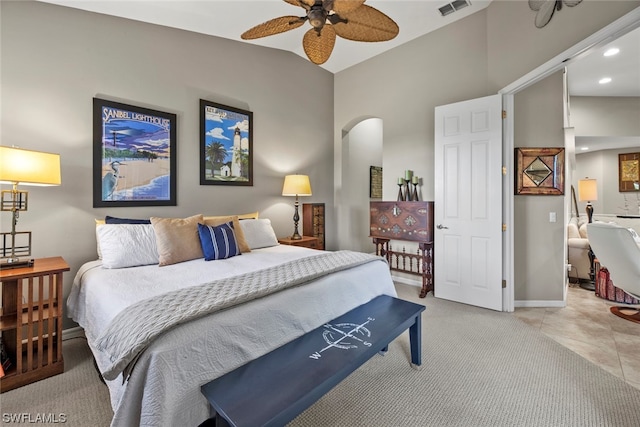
[0,146,61,269]
[578,178,598,223]
[282,174,312,240]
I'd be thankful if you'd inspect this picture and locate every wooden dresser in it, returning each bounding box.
[370,201,434,298]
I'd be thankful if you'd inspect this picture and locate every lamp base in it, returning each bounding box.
[0,258,34,270]
[586,203,594,223]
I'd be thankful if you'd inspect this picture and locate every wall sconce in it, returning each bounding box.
[0,146,61,269]
[282,174,312,240]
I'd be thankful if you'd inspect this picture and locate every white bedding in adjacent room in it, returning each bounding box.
[67,245,397,427]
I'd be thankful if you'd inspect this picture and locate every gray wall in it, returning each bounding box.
[572,96,640,216]
[571,97,640,137]
[2,1,638,326]
[514,73,566,301]
[334,1,639,303]
[577,148,640,216]
[1,1,335,328]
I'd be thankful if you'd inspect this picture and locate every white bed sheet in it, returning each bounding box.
[67,245,397,427]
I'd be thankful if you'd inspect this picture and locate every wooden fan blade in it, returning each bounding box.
[332,4,398,42]
[241,16,306,40]
[303,26,336,65]
[331,0,365,15]
[284,0,314,10]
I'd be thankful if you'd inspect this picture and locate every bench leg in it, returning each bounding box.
[408,314,422,368]
[379,345,389,356]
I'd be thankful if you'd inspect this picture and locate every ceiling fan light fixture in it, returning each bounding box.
[242,0,398,65]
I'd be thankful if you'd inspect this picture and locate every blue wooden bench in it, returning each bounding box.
[200,295,425,427]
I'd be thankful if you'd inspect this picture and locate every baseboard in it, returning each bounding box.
[390,274,422,288]
[62,326,85,341]
[515,300,566,308]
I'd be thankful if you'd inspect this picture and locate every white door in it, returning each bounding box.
[434,95,503,311]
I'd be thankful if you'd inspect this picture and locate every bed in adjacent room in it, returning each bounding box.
[67,214,397,427]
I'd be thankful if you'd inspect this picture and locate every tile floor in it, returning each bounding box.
[513,284,640,390]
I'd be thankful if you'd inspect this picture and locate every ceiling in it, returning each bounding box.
[38,0,639,152]
[38,0,492,73]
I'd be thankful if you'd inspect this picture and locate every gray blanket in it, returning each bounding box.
[96,250,382,380]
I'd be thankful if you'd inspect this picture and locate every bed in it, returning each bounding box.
[67,215,397,427]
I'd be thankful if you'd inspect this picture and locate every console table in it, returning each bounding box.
[369,201,434,298]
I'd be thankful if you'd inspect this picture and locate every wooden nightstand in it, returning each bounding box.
[0,257,69,392]
[278,236,320,250]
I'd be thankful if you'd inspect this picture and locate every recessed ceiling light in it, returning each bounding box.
[580,147,589,151]
[599,77,612,84]
[603,47,620,57]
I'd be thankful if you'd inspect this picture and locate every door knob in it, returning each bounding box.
[437,224,448,229]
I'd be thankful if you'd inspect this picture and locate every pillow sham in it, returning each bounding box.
[97,224,159,268]
[203,215,251,253]
[95,219,105,259]
[238,218,279,250]
[197,222,241,261]
[151,214,204,266]
[105,216,151,224]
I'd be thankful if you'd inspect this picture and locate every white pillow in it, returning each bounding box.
[97,224,159,268]
[239,219,279,249]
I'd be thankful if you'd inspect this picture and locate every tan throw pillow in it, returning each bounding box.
[151,214,204,266]
[203,215,251,253]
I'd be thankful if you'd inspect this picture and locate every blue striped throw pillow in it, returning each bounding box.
[197,222,241,261]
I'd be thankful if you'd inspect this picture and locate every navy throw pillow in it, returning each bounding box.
[197,222,241,261]
[105,216,151,224]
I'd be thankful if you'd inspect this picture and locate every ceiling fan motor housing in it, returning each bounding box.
[308,7,327,29]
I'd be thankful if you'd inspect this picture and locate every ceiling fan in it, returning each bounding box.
[241,0,399,65]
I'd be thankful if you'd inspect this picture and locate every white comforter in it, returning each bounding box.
[67,245,397,427]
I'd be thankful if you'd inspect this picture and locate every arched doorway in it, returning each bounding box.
[337,117,383,252]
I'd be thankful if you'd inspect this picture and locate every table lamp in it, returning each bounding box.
[282,174,312,240]
[0,146,61,269]
[578,178,598,223]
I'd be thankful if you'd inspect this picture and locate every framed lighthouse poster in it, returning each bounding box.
[200,99,253,186]
[93,98,177,207]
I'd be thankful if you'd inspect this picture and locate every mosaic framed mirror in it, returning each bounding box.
[515,147,565,195]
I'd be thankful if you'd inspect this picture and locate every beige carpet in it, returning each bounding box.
[3,283,640,427]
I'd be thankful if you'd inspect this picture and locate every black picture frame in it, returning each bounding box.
[93,98,177,207]
[200,99,253,186]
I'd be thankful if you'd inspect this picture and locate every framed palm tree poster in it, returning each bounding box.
[93,98,177,207]
[200,100,253,186]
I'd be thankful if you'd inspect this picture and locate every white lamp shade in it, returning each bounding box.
[578,178,597,202]
[0,146,61,186]
[282,174,312,196]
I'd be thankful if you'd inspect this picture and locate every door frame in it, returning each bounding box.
[498,9,640,312]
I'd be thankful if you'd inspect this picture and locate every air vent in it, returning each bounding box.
[438,0,471,17]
